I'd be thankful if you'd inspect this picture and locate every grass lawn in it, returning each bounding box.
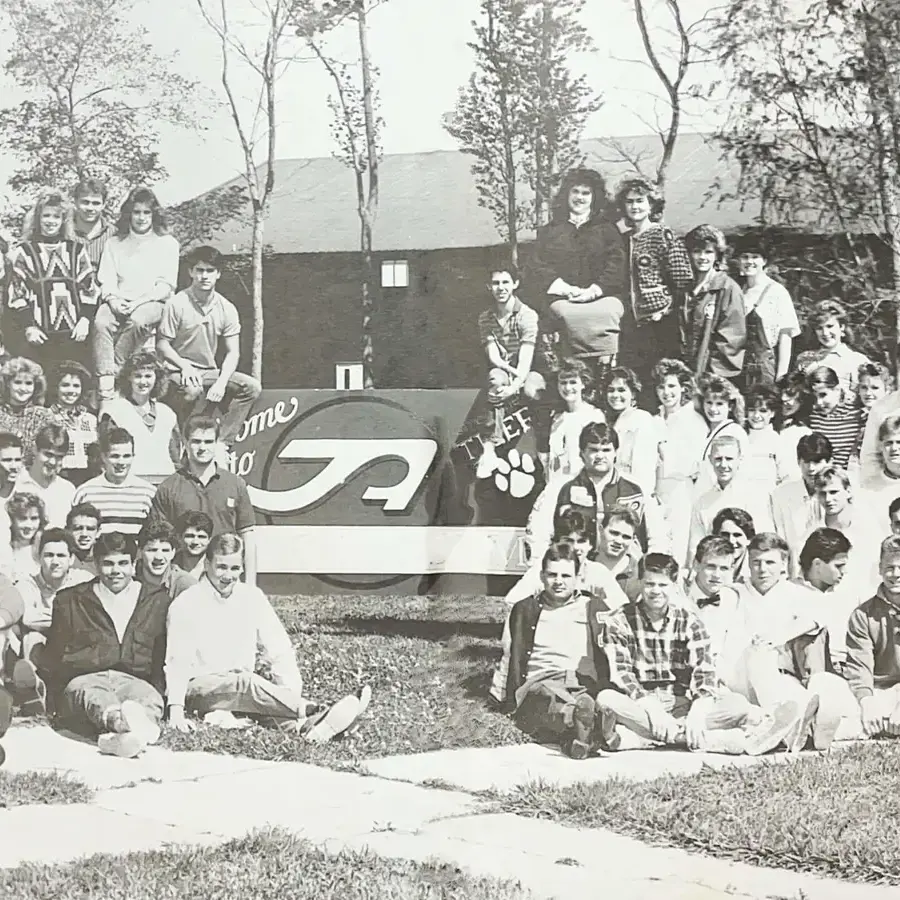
[160,594,527,767]
[0,770,93,809]
[0,828,534,899]
[500,740,900,885]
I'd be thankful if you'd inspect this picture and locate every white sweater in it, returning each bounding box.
[97,231,179,302]
[165,577,304,708]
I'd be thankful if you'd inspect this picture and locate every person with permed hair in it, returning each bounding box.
[92,187,180,400]
[524,168,627,389]
[795,299,871,393]
[694,372,748,495]
[47,360,98,486]
[99,349,181,484]
[5,189,98,373]
[680,224,746,382]
[546,358,606,480]
[614,176,694,392]
[0,357,63,465]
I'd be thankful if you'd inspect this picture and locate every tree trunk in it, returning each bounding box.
[361,213,374,388]
[250,206,265,383]
[534,0,552,228]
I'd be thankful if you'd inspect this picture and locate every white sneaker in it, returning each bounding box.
[204,710,252,730]
[98,731,146,758]
[120,700,161,746]
[304,695,361,743]
[345,685,372,736]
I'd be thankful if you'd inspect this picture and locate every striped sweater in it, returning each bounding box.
[71,473,156,535]
[807,400,863,470]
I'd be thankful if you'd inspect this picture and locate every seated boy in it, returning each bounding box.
[173,510,213,579]
[65,503,102,577]
[166,533,370,739]
[136,522,197,600]
[41,532,170,757]
[596,553,805,756]
[846,535,900,738]
[490,542,604,759]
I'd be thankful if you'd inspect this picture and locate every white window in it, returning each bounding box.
[335,362,364,390]
[381,259,409,288]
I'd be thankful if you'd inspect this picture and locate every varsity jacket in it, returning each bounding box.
[526,467,652,561]
[618,221,694,323]
[680,271,746,379]
[42,578,171,695]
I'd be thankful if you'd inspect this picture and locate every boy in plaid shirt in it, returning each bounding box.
[595,553,805,755]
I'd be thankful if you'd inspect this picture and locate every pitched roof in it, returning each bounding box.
[206,133,756,254]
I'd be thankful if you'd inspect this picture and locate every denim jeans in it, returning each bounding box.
[168,370,262,445]
[92,302,164,377]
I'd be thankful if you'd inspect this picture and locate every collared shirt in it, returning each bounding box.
[735,579,821,647]
[151,466,255,537]
[19,568,93,631]
[159,288,241,373]
[93,579,142,643]
[683,579,745,673]
[135,561,197,601]
[477,297,539,365]
[165,575,303,708]
[796,344,871,393]
[771,479,822,569]
[604,601,716,700]
[845,585,900,700]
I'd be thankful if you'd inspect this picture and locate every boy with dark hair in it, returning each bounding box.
[680,224,745,381]
[596,552,802,755]
[15,423,75,528]
[491,542,604,759]
[66,502,101,576]
[42,531,170,757]
[157,245,261,462]
[66,179,111,268]
[173,510,214,579]
[136,521,196,600]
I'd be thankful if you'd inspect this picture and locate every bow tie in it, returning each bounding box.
[697,593,720,608]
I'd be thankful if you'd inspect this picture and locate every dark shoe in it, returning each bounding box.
[596,704,621,752]
[786,695,820,754]
[566,695,596,760]
[12,660,46,716]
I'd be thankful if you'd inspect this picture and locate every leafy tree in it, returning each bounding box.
[0,0,199,203]
[709,0,900,368]
[444,0,601,263]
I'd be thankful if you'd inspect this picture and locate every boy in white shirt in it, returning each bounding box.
[166,533,370,739]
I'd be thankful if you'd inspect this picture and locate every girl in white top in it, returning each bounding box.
[694,373,747,495]
[546,358,606,480]
[4,492,45,583]
[100,350,181,484]
[742,384,790,491]
[652,358,707,565]
[602,366,660,494]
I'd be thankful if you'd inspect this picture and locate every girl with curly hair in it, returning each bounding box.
[3,492,46,582]
[694,373,748,494]
[48,360,99,486]
[795,299,871,393]
[99,350,181,484]
[0,358,63,464]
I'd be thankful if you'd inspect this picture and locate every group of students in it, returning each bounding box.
[0,178,376,762]
[476,169,900,758]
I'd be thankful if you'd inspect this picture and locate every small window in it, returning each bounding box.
[335,362,364,390]
[381,260,409,288]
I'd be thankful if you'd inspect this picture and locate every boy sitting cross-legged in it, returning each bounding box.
[166,532,371,739]
[595,552,807,756]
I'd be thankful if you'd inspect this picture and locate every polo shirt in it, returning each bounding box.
[151,466,255,537]
[159,289,241,372]
[477,297,538,365]
[71,473,156,535]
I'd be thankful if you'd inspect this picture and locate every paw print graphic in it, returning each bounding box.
[494,448,537,499]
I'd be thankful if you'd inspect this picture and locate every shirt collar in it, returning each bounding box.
[178,464,221,485]
[876,584,900,613]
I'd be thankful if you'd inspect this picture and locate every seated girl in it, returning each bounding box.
[48,360,99,487]
[0,357,63,464]
[546,358,606,480]
[100,350,181,484]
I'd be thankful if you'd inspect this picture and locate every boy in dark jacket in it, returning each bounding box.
[42,531,170,757]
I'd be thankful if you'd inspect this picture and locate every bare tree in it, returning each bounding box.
[195,0,299,382]
[301,0,383,387]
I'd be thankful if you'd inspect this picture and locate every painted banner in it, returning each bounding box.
[228,390,547,594]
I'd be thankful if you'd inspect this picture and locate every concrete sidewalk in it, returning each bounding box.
[0,723,883,899]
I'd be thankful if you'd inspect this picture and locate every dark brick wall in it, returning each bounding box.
[210,245,536,389]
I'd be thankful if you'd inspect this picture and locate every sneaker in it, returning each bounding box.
[596,703,622,752]
[566,695,597,760]
[811,705,842,751]
[475,445,499,479]
[743,700,802,756]
[204,710,252,730]
[785,695,820,754]
[304,695,361,743]
[120,700,161,746]
[12,659,46,716]
[98,731,146,759]
[104,706,129,734]
[345,685,372,736]
[0,686,12,738]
